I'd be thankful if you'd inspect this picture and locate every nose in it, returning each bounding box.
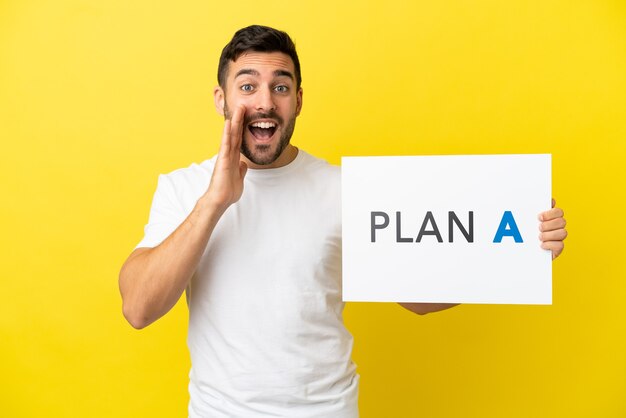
[254,86,276,112]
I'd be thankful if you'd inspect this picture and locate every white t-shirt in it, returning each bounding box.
[136,150,359,418]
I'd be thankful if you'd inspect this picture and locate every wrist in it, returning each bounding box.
[196,192,229,219]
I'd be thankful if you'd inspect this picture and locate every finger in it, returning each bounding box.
[229,105,246,157]
[538,207,564,221]
[541,241,564,259]
[539,217,566,232]
[218,119,232,159]
[552,198,556,208]
[539,229,568,242]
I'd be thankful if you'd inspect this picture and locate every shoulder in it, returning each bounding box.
[156,156,216,208]
[294,151,341,205]
[297,150,340,184]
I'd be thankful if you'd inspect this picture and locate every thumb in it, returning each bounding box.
[239,161,248,179]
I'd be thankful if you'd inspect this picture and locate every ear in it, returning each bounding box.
[214,86,225,116]
[295,87,303,116]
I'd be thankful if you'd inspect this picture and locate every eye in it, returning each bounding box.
[240,84,254,92]
[274,85,288,93]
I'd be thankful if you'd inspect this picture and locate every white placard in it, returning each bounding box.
[341,154,552,305]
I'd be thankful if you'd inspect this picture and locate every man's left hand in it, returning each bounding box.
[539,198,567,260]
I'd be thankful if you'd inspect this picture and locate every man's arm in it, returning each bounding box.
[400,199,567,316]
[119,105,248,329]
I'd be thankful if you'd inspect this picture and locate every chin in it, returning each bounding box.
[241,139,281,166]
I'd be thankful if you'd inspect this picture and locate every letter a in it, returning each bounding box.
[493,211,523,243]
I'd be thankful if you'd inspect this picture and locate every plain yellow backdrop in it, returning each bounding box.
[1,0,625,417]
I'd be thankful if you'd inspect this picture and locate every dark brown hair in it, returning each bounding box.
[218,25,301,90]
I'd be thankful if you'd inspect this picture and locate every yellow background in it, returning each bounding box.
[1,0,625,417]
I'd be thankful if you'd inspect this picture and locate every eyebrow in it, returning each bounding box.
[273,70,294,80]
[234,68,295,81]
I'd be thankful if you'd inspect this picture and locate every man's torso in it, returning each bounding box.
[136,150,359,417]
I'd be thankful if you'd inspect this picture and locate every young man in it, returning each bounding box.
[119,25,567,417]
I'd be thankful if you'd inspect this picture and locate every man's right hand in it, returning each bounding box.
[119,105,249,329]
[204,104,248,212]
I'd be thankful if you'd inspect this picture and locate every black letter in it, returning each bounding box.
[448,211,474,243]
[371,211,389,242]
[396,211,413,243]
[416,211,443,243]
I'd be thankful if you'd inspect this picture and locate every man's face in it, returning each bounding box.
[215,51,302,168]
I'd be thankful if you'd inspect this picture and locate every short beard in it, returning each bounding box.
[224,101,296,166]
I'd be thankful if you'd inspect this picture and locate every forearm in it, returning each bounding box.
[120,105,249,329]
[399,302,460,315]
[119,195,226,329]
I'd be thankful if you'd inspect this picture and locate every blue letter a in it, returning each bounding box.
[493,211,523,243]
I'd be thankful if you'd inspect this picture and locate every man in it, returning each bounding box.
[119,25,567,417]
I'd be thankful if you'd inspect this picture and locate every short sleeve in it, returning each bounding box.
[134,174,186,249]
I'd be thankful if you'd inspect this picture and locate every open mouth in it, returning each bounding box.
[248,121,277,141]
